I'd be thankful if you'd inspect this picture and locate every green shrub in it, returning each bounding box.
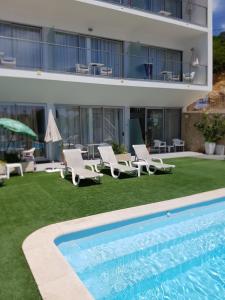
[194,114,225,143]
[112,142,127,154]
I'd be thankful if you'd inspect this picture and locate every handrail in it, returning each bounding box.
[95,0,208,27]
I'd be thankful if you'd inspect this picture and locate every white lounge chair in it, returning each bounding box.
[61,149,103,186]
[0,163,8,184]
[133,144,175,174]
[98,146,138,178]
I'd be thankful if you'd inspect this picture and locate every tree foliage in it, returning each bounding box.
[194,114,225,143]
[213,33,225,74]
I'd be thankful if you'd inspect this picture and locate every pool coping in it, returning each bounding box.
[22,188,225,300]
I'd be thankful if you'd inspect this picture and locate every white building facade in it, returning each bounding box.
[0,0,212,159]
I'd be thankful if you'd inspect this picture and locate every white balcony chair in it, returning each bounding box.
[0,55,16,68]
[172,139,185,152]
[167,72,180,82]
[98,145,138,178]
[100,66,113,76]
[75,64,90,75]
[153,140,167,153]
[61,149,103,186]
[133,144,175,174]
[183,72,195,82]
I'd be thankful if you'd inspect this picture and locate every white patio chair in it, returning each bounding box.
[75,64,90,75]
[21,147,35,161]
[153,140,167,153]
[100,66,113,76]
[61,149,103,186]
[98,145,138,178]
[133,144,175,174]
[183,71,195,82]
[172,139,185,152]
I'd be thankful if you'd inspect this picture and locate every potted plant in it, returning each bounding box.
[194,114,225,155]
[112,142,131,162]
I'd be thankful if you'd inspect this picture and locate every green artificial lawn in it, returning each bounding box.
[1,157,225,299]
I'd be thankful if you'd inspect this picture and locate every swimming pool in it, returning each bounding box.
[55,197,225,300]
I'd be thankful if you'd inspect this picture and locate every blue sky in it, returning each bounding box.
[213,0,225,35]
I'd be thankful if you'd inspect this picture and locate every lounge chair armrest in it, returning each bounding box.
[136,158,148,165]
[151,157,163,164]
[118,160,129,166]
[85,164,94,172]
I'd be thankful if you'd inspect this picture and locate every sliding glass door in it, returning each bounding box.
[55,105,81,148]
[56,106,124,147]
[103,108,124,144]
[53,32,86,73]
[164,108,181,143]
[129,107,181,148]
[146,109,164,145]
[90,37,123,77]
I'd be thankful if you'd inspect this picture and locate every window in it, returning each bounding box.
[0,21,42,69]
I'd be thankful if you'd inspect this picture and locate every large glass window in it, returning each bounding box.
[0,103,46,157]
[0,22,42,69]
[53,31,86,73]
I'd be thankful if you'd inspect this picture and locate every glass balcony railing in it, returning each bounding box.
[0,36,208,86]
[97,0,208,27]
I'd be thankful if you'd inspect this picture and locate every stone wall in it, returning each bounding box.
[182,113,205,152]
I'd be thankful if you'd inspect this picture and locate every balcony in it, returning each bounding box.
[96,0,208,27]
[0,36,207,86]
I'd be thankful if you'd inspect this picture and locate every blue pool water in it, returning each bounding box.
[56,198,225,300]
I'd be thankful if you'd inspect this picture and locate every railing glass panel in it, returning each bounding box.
[0,36,207,85]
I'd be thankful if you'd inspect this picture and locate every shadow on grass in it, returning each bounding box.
[64,175,102,188]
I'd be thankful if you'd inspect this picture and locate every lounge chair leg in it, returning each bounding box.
[147,165,157,175]
[60,168,66,179]
[111,167,120,179]
[72,171,80,186]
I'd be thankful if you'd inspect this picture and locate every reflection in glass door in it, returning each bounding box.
[165,109,181,143]
[130,108,146,147]
[146,109,164,145]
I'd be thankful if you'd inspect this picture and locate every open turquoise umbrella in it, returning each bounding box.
[0,118,37,139]
[0,118,37,151]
